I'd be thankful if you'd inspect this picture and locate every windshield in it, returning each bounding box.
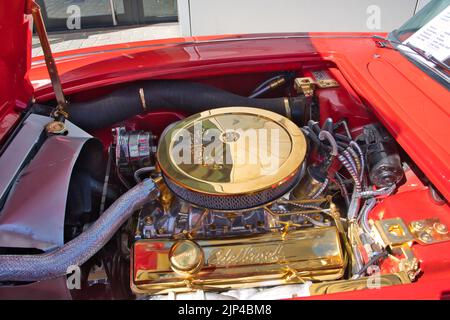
[389,0,450,84]
[392,0,450,42]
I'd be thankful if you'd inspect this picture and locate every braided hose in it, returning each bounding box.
[311,178,329,199]
[339,151,362,221]
[350,141,365,182]
[287,202,326,211]
[359,198,377,234]
[347,191,361,221]
[358,184,396,198]
[275,202,331,227]
[346,147,361,173]
[338,154,362,193]
[342,149,359,180]
[0,179,158,282]
[316,129,366,222]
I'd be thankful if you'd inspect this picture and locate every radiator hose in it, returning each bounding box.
[52,80,313,130]
[0,179,158,282]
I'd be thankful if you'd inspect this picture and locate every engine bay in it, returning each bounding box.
[1,65,449,300]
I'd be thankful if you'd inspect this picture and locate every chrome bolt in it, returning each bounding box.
[433,222,448,235]
[411,221,425,232]
[419,232,433,243]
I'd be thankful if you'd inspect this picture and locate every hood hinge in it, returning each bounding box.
[28,1,69,133]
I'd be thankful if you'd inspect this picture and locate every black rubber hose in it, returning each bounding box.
[54,80,312,130]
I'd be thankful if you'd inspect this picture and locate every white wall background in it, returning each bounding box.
[178,0,433,37]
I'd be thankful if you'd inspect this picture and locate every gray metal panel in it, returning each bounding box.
[64,117,92,139]
[0,114,94,251]
[0,114,91,208]
[0,136,91,251]
[0,114,48,207]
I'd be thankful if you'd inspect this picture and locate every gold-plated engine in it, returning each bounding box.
[132,107,347,296]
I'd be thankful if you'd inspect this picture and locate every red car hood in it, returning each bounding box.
[0,1,33,139]
[1,2,450,203]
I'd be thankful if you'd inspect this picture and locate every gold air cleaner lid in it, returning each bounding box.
[157,107,307,210]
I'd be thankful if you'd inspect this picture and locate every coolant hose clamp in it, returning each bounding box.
[283,97,292,120]
[139,88,148,111]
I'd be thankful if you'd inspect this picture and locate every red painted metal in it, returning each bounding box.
[0,1,33,143]
[1,2,450,300]
[303,67,376,131]
[370,173,450,283]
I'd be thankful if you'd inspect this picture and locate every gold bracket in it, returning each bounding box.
[374,217,450,246]
[389,244,421,281]
[294,77,339,97]
[374,218,414,247]
[409,218,450,245]
[29,1,68,123]
[370,217,449,281]
[282,266,306,283]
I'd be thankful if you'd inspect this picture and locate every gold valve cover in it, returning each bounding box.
[156,107,307,210]
[131,226,345,294]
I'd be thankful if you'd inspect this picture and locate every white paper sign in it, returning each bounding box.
[403,4,450,64]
